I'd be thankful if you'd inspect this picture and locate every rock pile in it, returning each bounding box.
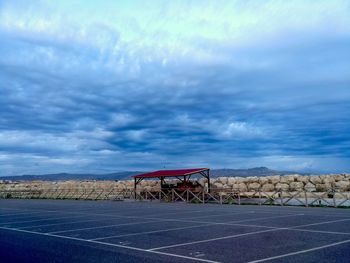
[210,174,350,192]
[1,174,350,192]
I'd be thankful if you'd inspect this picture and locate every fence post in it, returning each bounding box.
[304,190,308,207]
[280,189,284,206]
[258,188,261,206]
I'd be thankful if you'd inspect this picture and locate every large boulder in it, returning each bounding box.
[289,182,304,190]
[248,182,260,190]
[237,183,248,192]
[315,183,332,192]
[279,176,289,184]
[334,192,350,199]
[217,177,228,184]
[231,184,240,190]
[334,174,345,181]
[210,178,218,184]
[275,183,289,190]
[247,176,259,183]
[304,182,316,192]
[297,176,310,184]
[268,176,280,185]
[310,176,322,185]
[285,175,297,183]
[198,178,208,185]
[261,183,275,192]
[124,181,133,188]
[259,177,269,184]
[322,177,335,185]
[213,182,224,189]
[335,181,350,191]
[234,177,245,183]
[227,177,236,186]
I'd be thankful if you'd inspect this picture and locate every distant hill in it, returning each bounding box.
[0,167,303,181]
[0,171,141,181]
[210,167,301,177]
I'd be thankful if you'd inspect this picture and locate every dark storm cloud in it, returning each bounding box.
[0,0,350,175]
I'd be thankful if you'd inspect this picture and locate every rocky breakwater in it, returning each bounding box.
[210,174,350,192]
[0,179,161,196]
[1,174,350,196]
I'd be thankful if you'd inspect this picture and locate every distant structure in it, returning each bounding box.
[132,168,210,194]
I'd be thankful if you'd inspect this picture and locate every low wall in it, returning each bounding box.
[1,174,350,207]
[1,174,350,192]
[210,174,350,192]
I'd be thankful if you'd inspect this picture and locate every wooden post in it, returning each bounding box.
[134,177,137,199]
[207,169,211,193]
[304,190,308,207]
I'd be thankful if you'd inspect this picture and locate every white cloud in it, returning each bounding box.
[0,130,110,153]
[0,0,349,174]
[1,0,349,70]
[110,113,137,127]
[125,130,147,142]
[221,122,264,139]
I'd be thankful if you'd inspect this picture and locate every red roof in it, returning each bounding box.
[133,168,209,179]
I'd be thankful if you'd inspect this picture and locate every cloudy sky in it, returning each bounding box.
[0,0,349,175]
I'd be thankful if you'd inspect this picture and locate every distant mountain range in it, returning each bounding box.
[210,167,302,177]
[0,171,141,181]
[0,167,305,181]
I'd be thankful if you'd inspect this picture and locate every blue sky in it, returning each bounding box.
[0,0,350,175]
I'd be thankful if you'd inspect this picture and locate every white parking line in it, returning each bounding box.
[155,214,350,230]
[0,207,212,222]
[48,219,161,234]
[191,213,304,222]
[292,217,350,228]
[90,223,212,241]
[111,207,259,219]
[1,205,350,239]
[248,239,350,263]
[288,228,350,236]
[148,228,281,251]
[18,218,112,229]
[207,219,350,237]
[231,208,350,218]
[0,215,47,223]
[148,218,350,251]
[0,214,86,226]
[0,210,67,217]
[73,205,169,214]
[0,211,53,217]
[1,203,349,223]
[185,211,255,219]
[0,226,219,263]
[0,208,143,220]
[90,213,304,241]
[223,217,350,231]
[124,209,205,217]
[0,206,303,222]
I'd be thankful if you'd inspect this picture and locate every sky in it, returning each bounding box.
[0,0,350,175]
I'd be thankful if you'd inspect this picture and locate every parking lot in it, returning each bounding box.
[1,199,350,262]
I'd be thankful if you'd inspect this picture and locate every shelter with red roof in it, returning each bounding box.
[132,168,210,193]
